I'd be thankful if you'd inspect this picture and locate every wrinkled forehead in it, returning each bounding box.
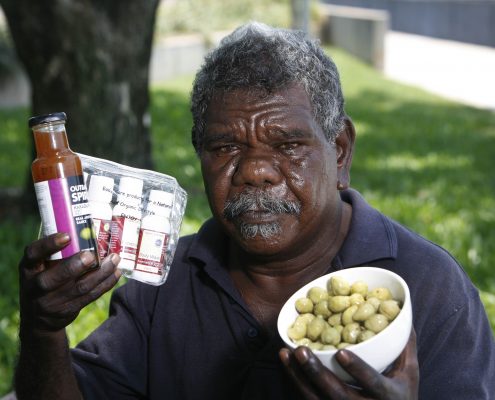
[208,82,312,111]
[204,84,327,145]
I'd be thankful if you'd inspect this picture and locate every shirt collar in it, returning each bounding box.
[188,218,228,267]
[335,188,398,268]
[187,218,241,300]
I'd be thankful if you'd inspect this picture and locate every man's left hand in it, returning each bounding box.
[279,329,419,399]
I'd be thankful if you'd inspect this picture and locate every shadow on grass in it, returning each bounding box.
[346,89,495,293]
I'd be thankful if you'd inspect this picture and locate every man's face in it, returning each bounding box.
[200,84,346,258]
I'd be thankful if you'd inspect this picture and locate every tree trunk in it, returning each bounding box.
[0,0,160,210]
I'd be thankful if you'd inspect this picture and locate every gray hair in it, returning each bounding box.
[190,21,346,153]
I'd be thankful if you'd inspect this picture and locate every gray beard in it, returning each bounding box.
[223,191,301,240]
[238,221,282,239]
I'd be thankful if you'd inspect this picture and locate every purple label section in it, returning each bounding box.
[40,175,96,260]
[48,178,80,257]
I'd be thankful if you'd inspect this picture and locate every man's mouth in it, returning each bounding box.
[237,209,277,223]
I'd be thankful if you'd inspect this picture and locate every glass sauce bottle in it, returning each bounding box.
[30,112,97,262]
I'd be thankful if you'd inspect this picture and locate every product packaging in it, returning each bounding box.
[79,153,187,286]
[30,112,98,263]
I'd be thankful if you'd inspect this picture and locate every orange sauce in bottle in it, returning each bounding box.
[30,112,97,262]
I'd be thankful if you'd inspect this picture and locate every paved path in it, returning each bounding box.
[384,31,495,111]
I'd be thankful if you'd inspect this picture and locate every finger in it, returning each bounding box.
[35,251,97,292]
[23,233,71,265]
[335,349,406,398]
[70,254,121,299]
[36,254,121,319]
[293,347,362,400]
[34,269,122,332]
[21,233,71,271]
[59,255,122,315]
[335,349,391,396]
[279,348,322,400]
[389,329,418,375]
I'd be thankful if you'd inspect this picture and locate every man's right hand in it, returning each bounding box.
[19,232,121,333]
[15,232,121,399]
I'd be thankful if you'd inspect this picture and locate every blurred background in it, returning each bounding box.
[0,0,494,396]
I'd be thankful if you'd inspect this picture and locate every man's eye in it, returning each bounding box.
[278,143,300,153]
[214,144,239,154]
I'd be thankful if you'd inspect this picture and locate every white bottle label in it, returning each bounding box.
[109,216,141,270]
[135,229,169,275]
[92,218,112,260]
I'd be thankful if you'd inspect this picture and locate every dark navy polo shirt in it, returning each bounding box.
[72,189,495,399]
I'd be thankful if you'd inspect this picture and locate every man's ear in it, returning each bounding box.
[335,116,356,190]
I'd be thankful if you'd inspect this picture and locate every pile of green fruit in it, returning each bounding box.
[287,275,402,351]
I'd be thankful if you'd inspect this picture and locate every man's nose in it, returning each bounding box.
[232,152,282,187]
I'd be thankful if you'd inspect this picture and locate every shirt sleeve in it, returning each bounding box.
[417,288,495,400]
[386,219,495,399]
[71,281,158,399]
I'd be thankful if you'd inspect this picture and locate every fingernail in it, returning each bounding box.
[55,233,70,246]
[294,347,310,364]
[336,349,351,366]
[110,253,121,267]
[80,251,96,266]
[279,349,290,366]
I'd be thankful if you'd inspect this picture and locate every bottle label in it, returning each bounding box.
[34,175,96,260]
[109,215,140,268]
[92,218,112,260]
[135,229,169,275]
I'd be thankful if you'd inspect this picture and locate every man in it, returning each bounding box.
[15,22,495,399]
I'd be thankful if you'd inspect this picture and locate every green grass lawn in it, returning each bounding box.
[0,48,494,395]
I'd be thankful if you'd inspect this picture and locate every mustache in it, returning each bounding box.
[223,191,301,220]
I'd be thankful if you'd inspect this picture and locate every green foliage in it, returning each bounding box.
[1,50,495,396]
[151,78,211,235]
[155,0,291,38]
[0,217,38,395]
[0,108,30,187]
[480,291,495,333]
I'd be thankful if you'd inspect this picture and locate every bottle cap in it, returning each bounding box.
[28,112,67,128]
[88,175,114,203]
[146,190,174,217]
[117,176,143,205]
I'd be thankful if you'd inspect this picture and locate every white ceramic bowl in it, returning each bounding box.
[277,266,412,382]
